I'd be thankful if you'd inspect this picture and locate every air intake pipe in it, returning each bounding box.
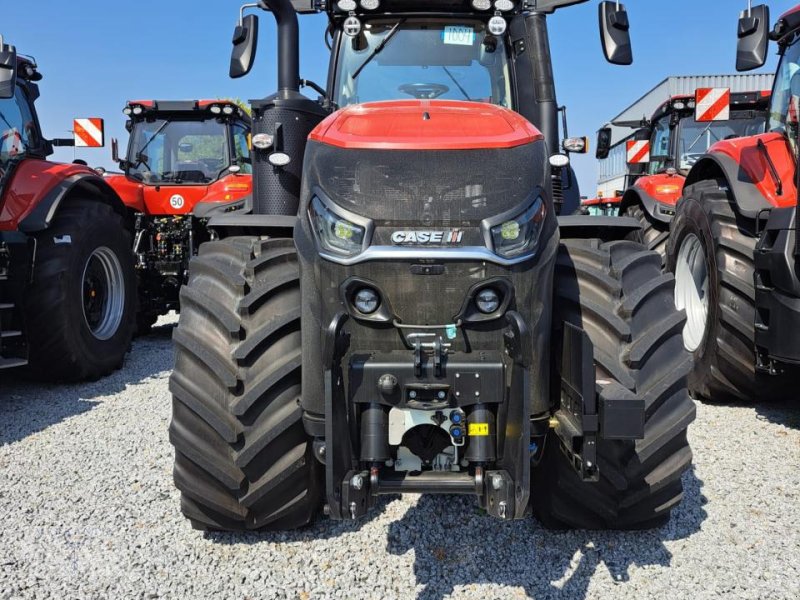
[258,0,300,94]
[526,12,559,154]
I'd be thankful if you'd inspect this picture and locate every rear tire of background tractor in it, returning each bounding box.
[624,204,669,265]
[24,199,136,381]
[666,181,783,403]
[533,239,695,529]
[169,236,322,531]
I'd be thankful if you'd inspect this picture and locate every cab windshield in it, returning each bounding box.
[676,114,766,170]
[648,112,766,174]
[334,19,513,109]
[127,118,233,185]
[769,39,800,139]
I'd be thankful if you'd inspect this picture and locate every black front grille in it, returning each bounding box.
[304,140,548,227]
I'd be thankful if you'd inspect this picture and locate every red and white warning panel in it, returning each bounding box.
[695,88,731,122]
[626,140,650,164]
[73,118,105,147]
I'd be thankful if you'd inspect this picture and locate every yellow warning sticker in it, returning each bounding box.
[468,423,489,436]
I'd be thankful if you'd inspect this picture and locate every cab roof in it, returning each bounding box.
[123,100,250,123]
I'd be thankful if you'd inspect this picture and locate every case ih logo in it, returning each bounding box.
[391,230,464,244]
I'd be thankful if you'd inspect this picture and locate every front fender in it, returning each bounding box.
[685,133,796,219]
[620,183,678,225]
[19,171,126,233]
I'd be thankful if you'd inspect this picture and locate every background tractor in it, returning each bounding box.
[168,0,695,532]
[596,85,770,262]
[104,100,252,332]
[666,3,800,402]
[0,37,135,380]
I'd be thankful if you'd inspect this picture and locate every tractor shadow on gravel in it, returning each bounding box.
[203,495,400,545]
[0,324,175,446]
[754,398,800,431]
[386,467,707,600]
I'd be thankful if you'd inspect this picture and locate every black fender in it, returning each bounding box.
[18,172,128,233]
[619,187,672,225]
[557,215,641,241]
[684,153,775,219]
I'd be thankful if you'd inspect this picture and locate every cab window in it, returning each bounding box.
[0,87,37,171]
[231,124,252,174]
[647,116,671,174]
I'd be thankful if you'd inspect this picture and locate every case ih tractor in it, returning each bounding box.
[666,3,800,402]
[168,0,695,531]
[596,88,769,262]
[104,100,252,332]
[0,37,135,379]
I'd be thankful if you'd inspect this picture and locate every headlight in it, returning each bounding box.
[354,288,380,314]
[490,197,547,258]
[476,288,501,314]
[310,196,365,257]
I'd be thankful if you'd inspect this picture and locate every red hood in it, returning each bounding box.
[309,100,543,151]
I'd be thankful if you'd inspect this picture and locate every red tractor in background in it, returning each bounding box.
[0,37,135,379]
[103,100,252,331]
[595,86,770,262]
[666,3,800,402]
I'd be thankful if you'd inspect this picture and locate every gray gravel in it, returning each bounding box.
[1,315,799,600]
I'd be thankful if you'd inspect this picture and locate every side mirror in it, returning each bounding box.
[563,136,589,154]
[596,127,612,159]
[599,1,633,66]
[230,14,259,79]
[736,4,770,72]
[111,138,120,163]
[0,36,18,100]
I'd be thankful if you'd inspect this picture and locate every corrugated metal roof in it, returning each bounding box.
[601,74,775,146]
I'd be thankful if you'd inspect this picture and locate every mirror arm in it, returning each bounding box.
[239,2,260,25]
[300,79,327,99]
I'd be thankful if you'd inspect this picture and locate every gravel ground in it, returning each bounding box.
[1,315,799,600]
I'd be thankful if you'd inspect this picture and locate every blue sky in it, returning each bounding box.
[3,0,795,195]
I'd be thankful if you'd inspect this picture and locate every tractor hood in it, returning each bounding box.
[303,101,550,227]
[309,100,543,151]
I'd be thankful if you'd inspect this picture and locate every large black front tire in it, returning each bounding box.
[24,199,136,381]
[533,239,696,529]
[169,236,322,531]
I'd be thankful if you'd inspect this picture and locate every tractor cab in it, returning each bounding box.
[641,91,769,177]
[109,100,252,214]
[229,0,616,216]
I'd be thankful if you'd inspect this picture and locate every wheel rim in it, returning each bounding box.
[674,233,709,352]
[81,246,126,340]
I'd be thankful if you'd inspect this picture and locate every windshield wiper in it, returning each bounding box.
[133,121,170,168]
[351,19,406,81]
[686,123,721,153]
[442,66,471,101]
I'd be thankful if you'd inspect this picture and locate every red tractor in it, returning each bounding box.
[104,100,252,331]
[666,3,800,401]
[596,86,770,262]
[167,0,694,532]
[0,37,135,379]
